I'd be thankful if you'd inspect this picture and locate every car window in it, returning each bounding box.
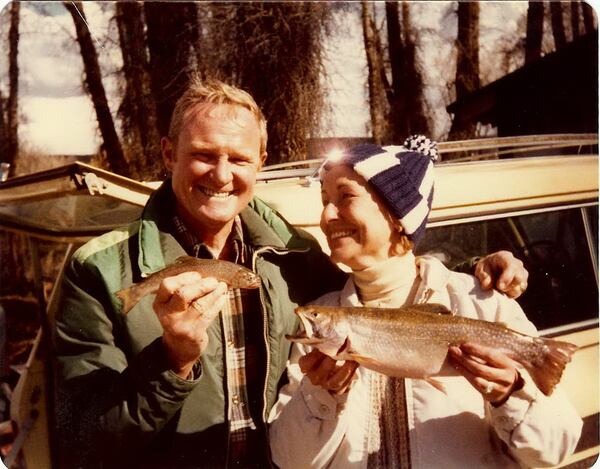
[416,205,599,331]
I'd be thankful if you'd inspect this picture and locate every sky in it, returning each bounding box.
[0,1,596,156]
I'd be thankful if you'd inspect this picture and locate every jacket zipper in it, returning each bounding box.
[222,307,232,468]
[222,244,307,466]
[251,245,309,422]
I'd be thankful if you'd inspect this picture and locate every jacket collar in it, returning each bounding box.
[137,181,186,277]
[136,181,313,276]
[415,255,453,293]
[338,255,453,307]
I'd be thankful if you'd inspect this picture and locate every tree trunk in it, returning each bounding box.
[384,1,429,141]
[1,5,27,302]
[64,1,128,176]
[402,2,429,137]
[115,2,162,179]
[6,1,19,176]
[525,1,544,63]
[385,1,407,141]
[0,93,6,164]
[582,1,596,33]
[571,1,581,39]
[449,1,480,139]
[550,2,567,49]
[144,2,196,137]
[362,1,387,144]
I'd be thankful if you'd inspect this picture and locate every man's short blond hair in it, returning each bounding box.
[168,76,268,158]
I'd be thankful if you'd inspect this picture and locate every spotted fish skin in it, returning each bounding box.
[287,304,577,396]
[115,256,260,314]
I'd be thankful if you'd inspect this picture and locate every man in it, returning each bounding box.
[53,78,528,468]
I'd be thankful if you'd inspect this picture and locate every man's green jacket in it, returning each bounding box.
[53,182,346,468]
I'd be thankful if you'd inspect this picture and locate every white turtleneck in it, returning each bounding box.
[352,251,420,308]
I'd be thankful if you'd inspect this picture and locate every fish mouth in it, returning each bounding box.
[248,278,261,288]
[297,313,315,338]
[198,185,235,199]
[242,275,260,289]
[286,313,326,345]
[285,332,326,345]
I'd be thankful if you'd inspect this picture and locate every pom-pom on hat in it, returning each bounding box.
[320,135,438,244]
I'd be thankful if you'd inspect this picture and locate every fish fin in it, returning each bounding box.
[115,288,135,314]
[425,378,447,395]
[344,352,373,363]
[414,303,452,315]
[343,354,400,376]
[525,338,578,396]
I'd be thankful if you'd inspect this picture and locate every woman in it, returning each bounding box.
[269,137,582,469]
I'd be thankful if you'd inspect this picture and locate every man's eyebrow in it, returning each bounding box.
[189,142,252,159]
[189,142,219,152]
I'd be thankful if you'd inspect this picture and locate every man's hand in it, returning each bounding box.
[475,250,529,299]
[153,271,228,378]
[299,349,359,395]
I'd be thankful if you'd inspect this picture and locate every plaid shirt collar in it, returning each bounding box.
[171,215,246,264]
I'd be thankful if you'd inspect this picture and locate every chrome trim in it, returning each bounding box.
[581,206,599,287]
[539,318,599,338]
[427,201,599,227]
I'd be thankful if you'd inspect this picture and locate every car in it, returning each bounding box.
[0,134,597,468]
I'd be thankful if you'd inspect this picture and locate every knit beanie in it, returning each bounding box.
[320,135,439,244]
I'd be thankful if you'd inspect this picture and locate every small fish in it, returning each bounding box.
[287,303,577,396]
[116,256,261,314]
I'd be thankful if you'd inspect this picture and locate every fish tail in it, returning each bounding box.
[526,338,578,396]
[115,288,135,314]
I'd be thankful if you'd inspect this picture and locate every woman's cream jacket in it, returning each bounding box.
[269,256,582,469]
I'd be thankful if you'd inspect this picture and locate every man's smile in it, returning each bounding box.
[197,185,234,199]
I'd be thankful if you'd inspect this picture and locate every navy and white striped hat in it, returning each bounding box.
[320,135,438,244]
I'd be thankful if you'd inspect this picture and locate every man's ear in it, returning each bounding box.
[161,137,174,170]
[259,151,268,169]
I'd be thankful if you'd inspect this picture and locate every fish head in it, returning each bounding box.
[286,305,347,357]
[234,269,261,289]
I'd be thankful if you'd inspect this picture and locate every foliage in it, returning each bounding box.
[199,2,335,164]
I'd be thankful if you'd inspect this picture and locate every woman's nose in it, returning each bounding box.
[321,202,339,222]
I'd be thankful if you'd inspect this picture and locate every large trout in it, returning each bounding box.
[116,256,261,314]
[286,303,577,396]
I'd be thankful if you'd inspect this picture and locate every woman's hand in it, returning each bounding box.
[298,349,359,395]
[448,342,522,406]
